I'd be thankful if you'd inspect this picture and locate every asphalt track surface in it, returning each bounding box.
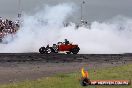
[0,53,132,84]
[0,53,132,62]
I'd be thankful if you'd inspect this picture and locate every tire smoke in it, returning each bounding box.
[0,3,132,54]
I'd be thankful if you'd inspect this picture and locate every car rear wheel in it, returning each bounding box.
[39,47,46,54]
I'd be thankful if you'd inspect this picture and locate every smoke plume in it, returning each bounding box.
[0,3,132,54]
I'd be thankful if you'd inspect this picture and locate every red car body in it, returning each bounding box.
[39,40,80,54]
[58,44,79,51]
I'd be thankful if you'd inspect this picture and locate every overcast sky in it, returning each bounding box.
[0,0,132,22]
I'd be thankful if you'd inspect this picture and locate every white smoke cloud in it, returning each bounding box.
[0,3,132,54]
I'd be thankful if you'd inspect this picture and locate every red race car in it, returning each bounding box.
[39,39,80,54]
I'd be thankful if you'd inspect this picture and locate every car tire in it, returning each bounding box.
[71,47,79,54]
[39,47,46,54]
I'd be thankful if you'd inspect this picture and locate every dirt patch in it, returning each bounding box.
[0,53,131,84]
[0,59,131,84]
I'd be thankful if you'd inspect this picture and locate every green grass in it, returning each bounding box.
[0,64,132,88]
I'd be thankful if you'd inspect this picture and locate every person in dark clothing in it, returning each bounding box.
[65,39,69,45]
